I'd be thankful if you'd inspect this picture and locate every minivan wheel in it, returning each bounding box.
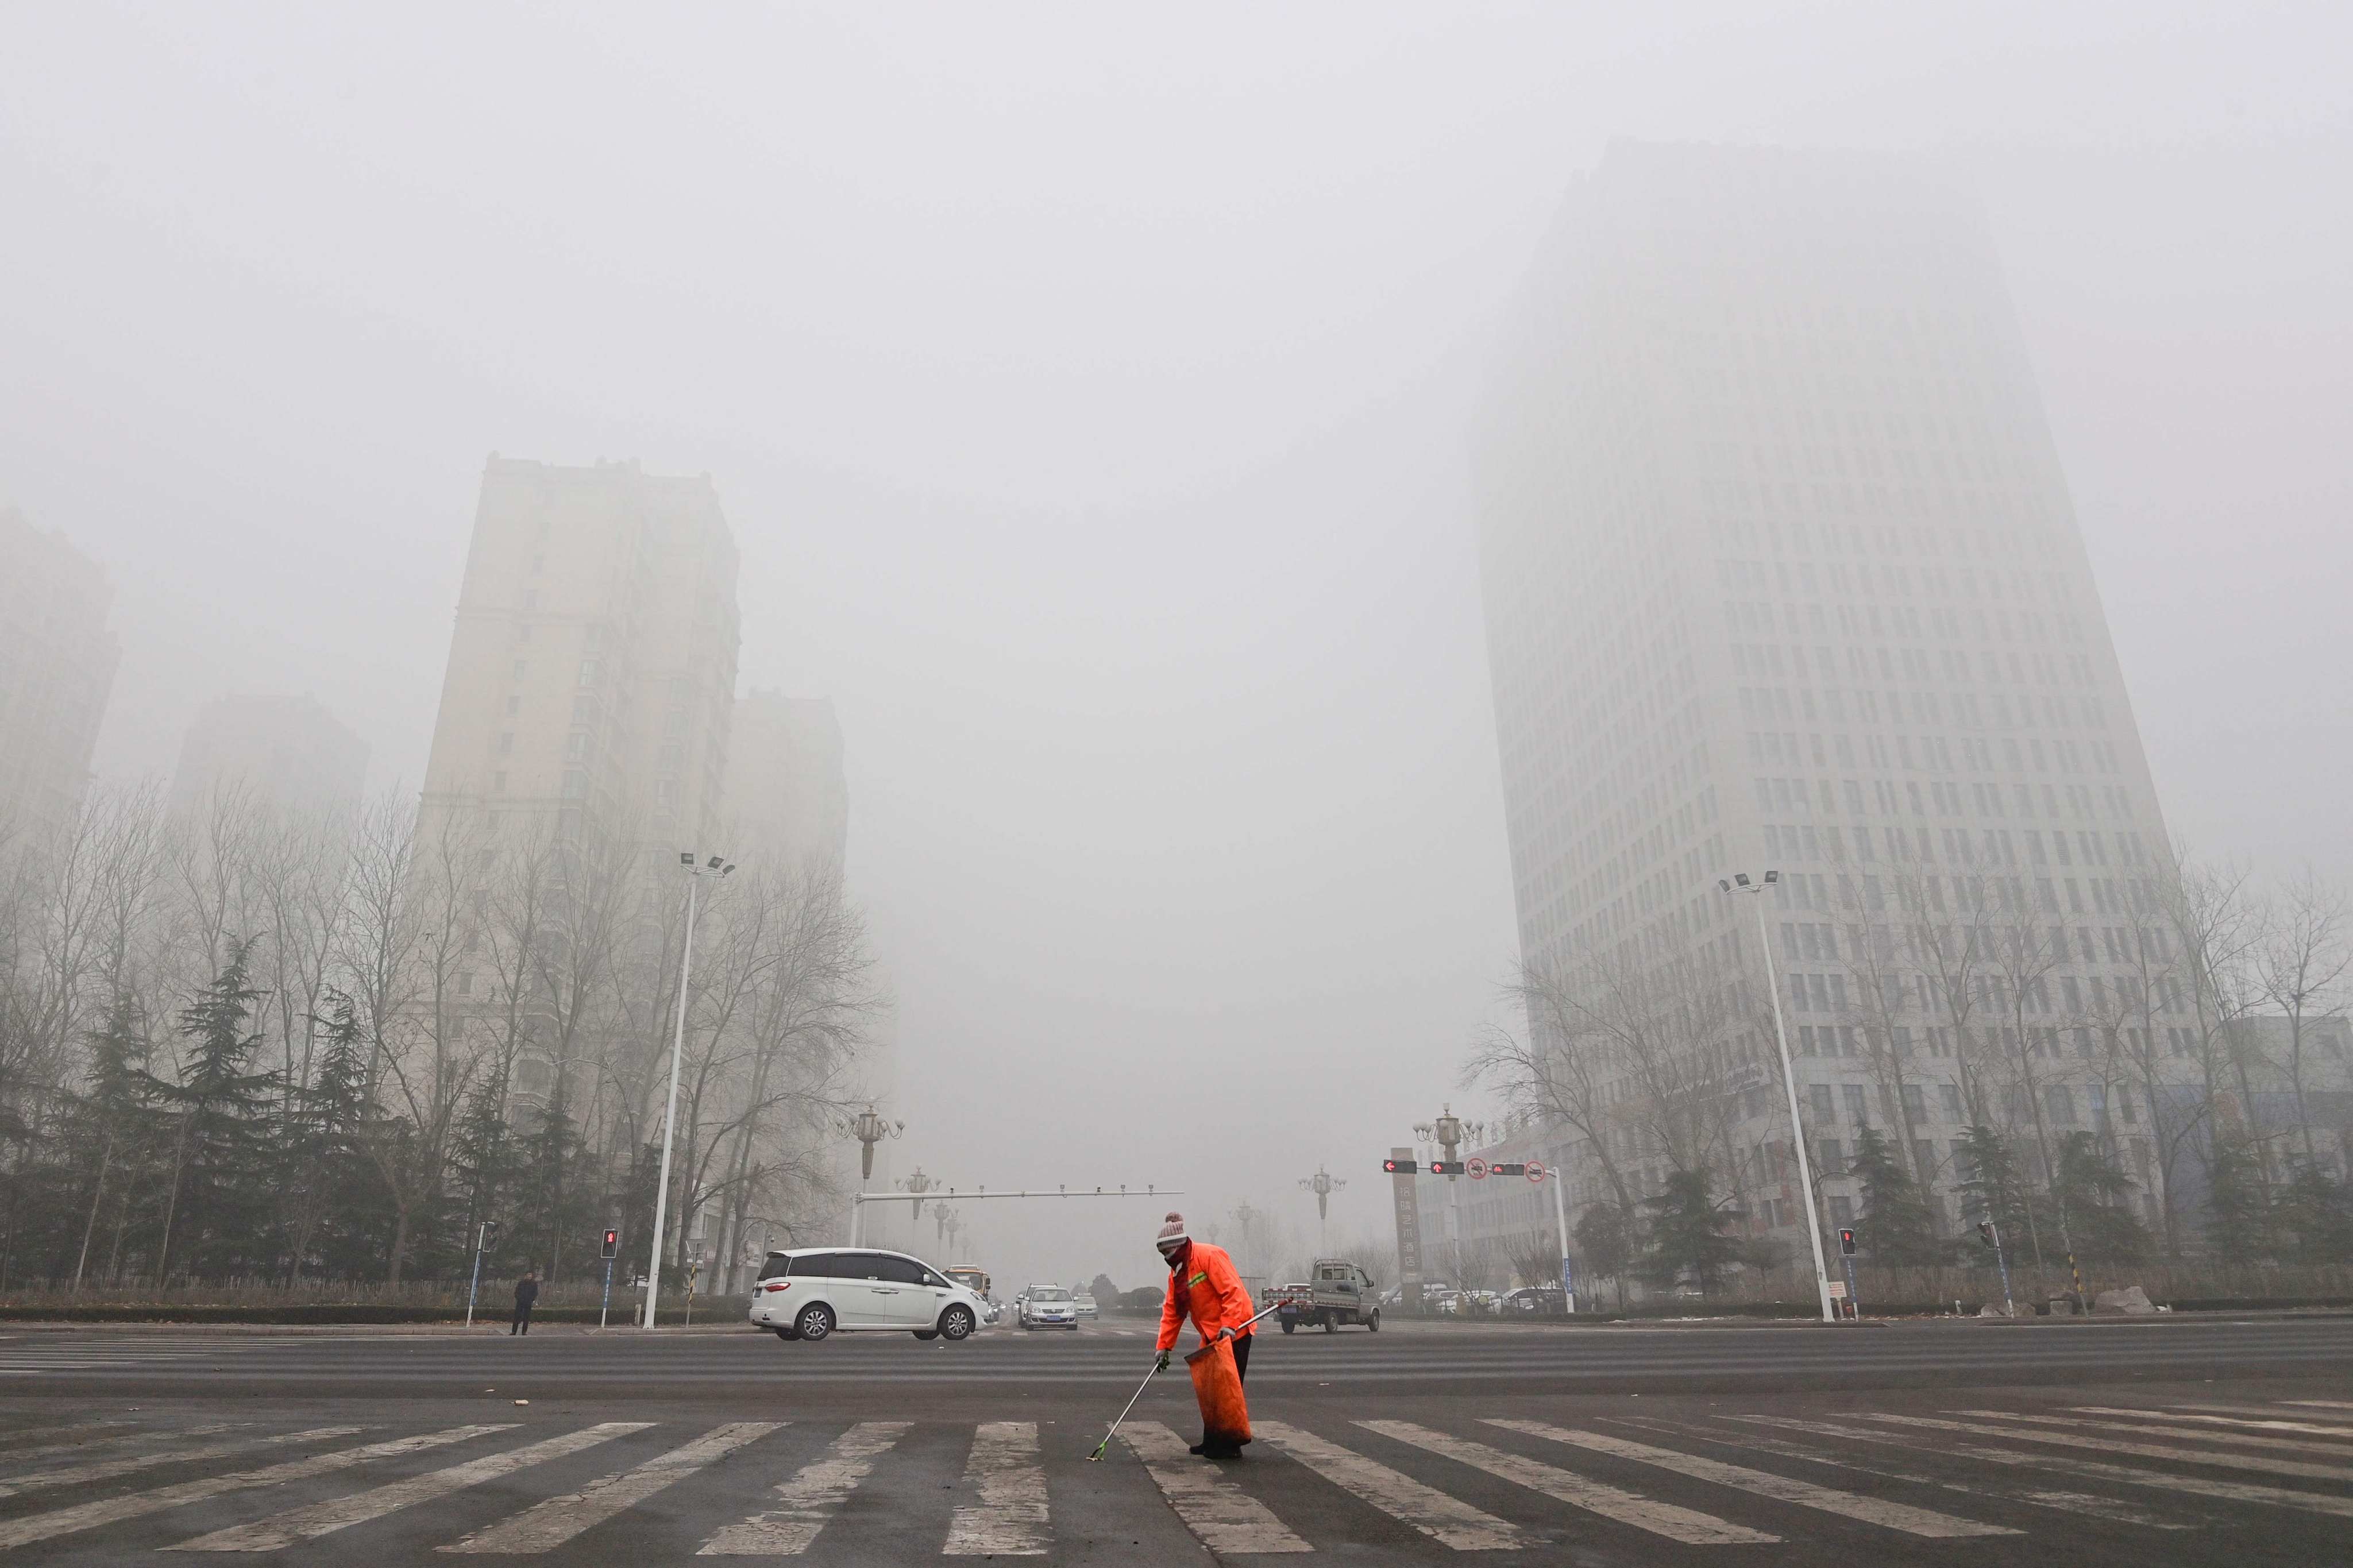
[912,1328,939,1341]
[939,1304,976,1342]
[794,1303,834,1342]
[774,1326,799,1342]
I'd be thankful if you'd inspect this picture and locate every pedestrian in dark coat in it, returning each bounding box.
[511,1269,539,1335]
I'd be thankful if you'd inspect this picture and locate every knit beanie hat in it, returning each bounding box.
[1154,1212,1190,1251]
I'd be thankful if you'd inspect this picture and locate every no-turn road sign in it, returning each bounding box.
[1465,1157,1489,1180]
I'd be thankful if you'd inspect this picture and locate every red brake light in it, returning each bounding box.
[763,1281,792,1293]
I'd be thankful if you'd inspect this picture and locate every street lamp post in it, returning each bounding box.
[644,852,734,1328]
[1413,1106,1486,1291]
[1718,870,1836,1323]
[1298,1165,1347,1255]
[842,1107,904,1247]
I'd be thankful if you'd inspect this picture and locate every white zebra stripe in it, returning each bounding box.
[440,1423,780,1554]
[943,1422,1050,1556]
[0,1427,342,1500]
[1360,1420,1773,1545]
[1912,1412,2353,1481]
[2108,1405,2353,1438]
[1258,1420,1523,1550]
[0,1426,488,1552]
[1738,1415,2353,1521]
[168,1423,648,1551]
[1123,1422,1311,1555]
[1488,1419,2013,1538]
[699,1423,909,1555]
[1974,1409,2353,1457]
[1602,1415,2193,1530]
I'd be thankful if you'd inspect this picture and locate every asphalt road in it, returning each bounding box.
[0,1315,2347,1565]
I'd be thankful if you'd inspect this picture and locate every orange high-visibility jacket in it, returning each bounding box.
[1156,1240,1255,1353]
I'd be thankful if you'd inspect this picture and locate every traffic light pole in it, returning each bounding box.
[645,872,701,1330]
[600,1258,614,1329]
[1548,1165,1573,1314]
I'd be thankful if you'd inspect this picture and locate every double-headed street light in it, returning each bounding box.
[645,852,735,1328]
[1718,869,1836,1323]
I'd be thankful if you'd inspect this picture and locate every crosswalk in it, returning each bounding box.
[0,1395,2344,1557]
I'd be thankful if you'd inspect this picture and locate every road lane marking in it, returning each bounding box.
[0,1427,340,1500]
[1602,1415,2192,1531]
[440,1423,780,1554]
[1968,1409,2353,1458]
[1123,1422,1311,1554]
[0,1421,136,1450]
[1920,1410,2353,1485]
[2099,1406,2353,1438]
[1257,1420,1523,1550]
[944,1421,1049,1556]
[0,1426,489,1552]
[1488,1419,2014,1539]
[699,1422,909,1555]
[169,1423,648,1551]
[1359,1420,1773,1544]
[2284,1401,2353,1411]
[0,1423,238,1470]
[1736,1416,2353,1521]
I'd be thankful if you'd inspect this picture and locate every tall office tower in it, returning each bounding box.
[420,457,740,849]
[1478,143,2178,1241]
[723,692,848,871]
[169,693,369,817]
[0,506,121,845]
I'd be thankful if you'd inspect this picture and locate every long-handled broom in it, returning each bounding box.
[1087,1302,1283,1461]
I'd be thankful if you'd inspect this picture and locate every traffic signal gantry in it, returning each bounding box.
[1380,1149,1569,1313]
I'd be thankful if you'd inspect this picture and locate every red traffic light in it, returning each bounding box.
[600,1228,620,1260]
[1838,1228,1857,1256]
[1382,1158,1419,1174]
[1491,1163,1527,1176]
[1428,1160,1463,1176]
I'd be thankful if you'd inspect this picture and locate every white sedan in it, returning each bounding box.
[1019,1284,1081,1330]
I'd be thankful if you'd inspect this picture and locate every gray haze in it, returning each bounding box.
[4,4,2348,1288]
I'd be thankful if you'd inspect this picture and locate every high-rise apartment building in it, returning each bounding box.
[421,457,740,848]
[723,692,848,871]
[170,693,369,817]
[0,506,121,844]
[1477,143,2182,1245]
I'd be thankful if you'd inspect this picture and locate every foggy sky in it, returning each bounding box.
[4,3,2348,1289]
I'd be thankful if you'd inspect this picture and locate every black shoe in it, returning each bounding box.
[1187,1441,1208,1455]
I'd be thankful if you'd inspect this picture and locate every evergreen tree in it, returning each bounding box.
[147,941,284,1281]
[63,997,161,1289]
[1574,1202,1638,1310]
[284,992,394,1281]
[1954,1125,2035,1266]
[2203,1130,2274,1265]
[1847,1126,1950,1284]
[2051,1131,2153,1264]
[510,1094,596,1279]
[2274,1162,2353,1267]
[1642,1168,1742,1295]
[449,1073,518,1269]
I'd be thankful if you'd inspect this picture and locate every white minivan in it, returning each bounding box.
[749,1247,988,1343]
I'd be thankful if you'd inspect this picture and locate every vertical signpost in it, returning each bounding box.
[1387,1148,1425,1316]
[1527,1159,1571,1314]
[599,1227,620,1330]
[464,1221,500,1329]
[1977,1221,2015,1318]
[1838,1227,1861,1320]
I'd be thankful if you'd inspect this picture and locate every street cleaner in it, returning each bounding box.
[1151,1212,1258,1459]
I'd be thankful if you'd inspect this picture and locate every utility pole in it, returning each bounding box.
[1719,871,1837,1323]
[646,853,731,1329]
[465,1220,500,1328]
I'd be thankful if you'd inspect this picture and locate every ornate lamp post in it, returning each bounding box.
[1413,1104,1487,1289]
[836,1106,904,1246]
[898,1167,936,1226]
[1298,1165,1347,1254]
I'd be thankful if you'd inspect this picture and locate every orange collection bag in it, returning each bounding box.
[1184,1338,1251,1446]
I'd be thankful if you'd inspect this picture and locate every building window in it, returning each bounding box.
[1810,1084,1835,1125]
[493,771,507,793]
[512,661,527,680]
[1939,1083,1963,1122]
[1842,1084,1869,1126]
[565,732,588,760]
[578,658,600,687]
[506,696,520,716]
[1818,1139,1845,1176]
[498,732,514,755]
[1827,1195,1854,1226]
[561,770,588,800]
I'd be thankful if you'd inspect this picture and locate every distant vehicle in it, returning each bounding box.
[944,1264,992,1301]
[1019,1284,1079,1330]
[1072,1291,1098,1320]
[1502,1285,1569,1318]
[1276,1260,1381,1334]
[749,1248,986,1343]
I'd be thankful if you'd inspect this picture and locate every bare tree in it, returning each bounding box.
[2256,871,2351,1169]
